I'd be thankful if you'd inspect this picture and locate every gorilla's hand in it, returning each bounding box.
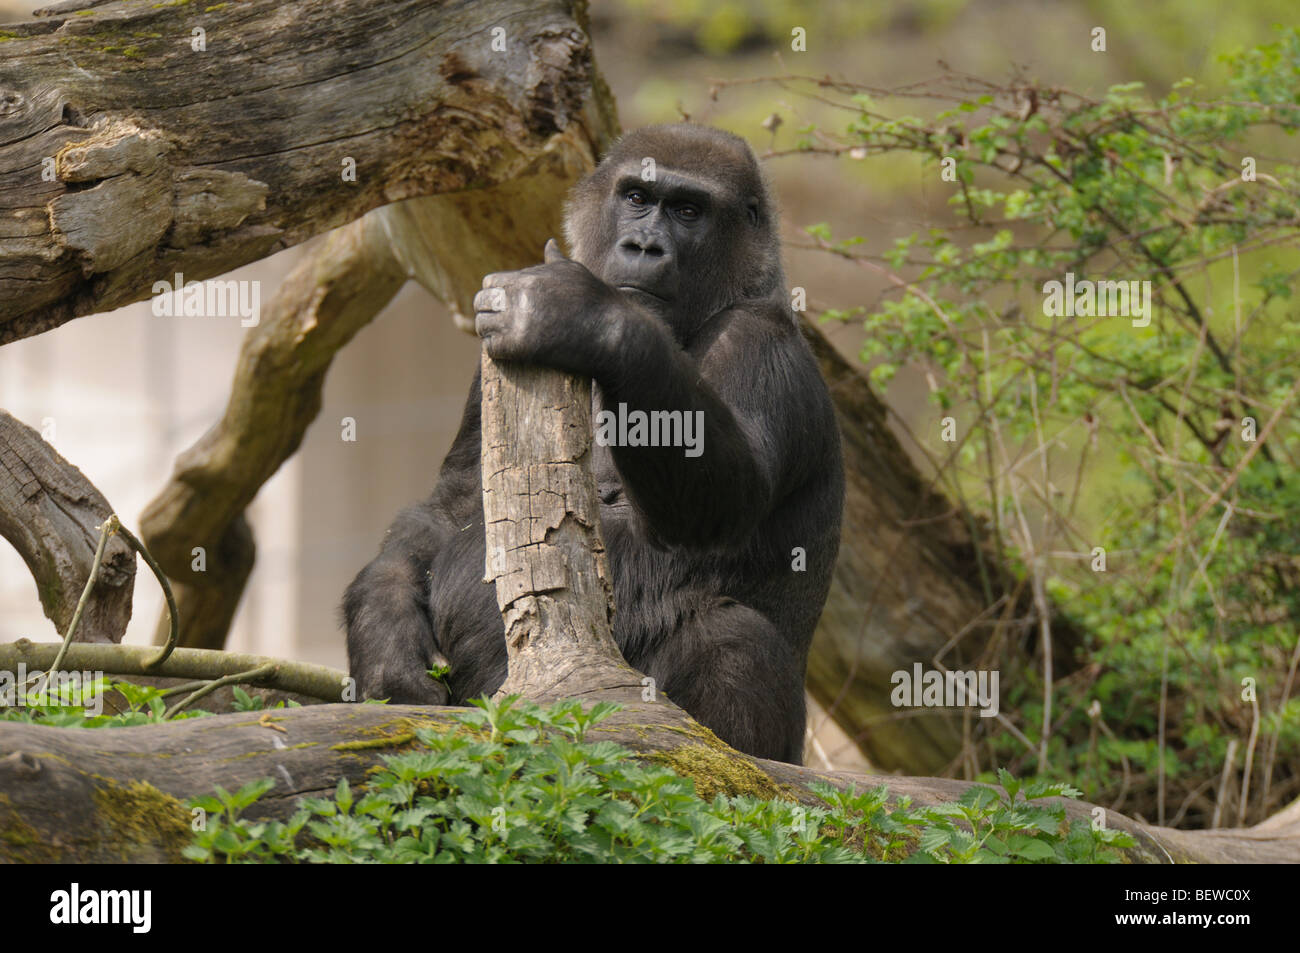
[474,239,624,375]
[344,553,455,706]
[352,643,452,707]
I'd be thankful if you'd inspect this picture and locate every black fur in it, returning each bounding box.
[344,124,843,764]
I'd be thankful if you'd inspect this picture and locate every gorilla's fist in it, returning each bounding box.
[473,239,624,375]
[352,641,452,707]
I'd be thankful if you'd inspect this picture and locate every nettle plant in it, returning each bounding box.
[185,697,1132,864]
[740,27,1300,826]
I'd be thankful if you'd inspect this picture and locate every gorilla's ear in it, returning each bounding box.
[747,202,761,226]
[561,168,612,267]
[543,238,568,264]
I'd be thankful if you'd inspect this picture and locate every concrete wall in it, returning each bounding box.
[0,247,479,675]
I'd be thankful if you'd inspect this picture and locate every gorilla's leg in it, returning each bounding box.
[643,598,807,764]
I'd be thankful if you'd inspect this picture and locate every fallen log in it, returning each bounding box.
[0,700,1294,863]
[0,0,611,344]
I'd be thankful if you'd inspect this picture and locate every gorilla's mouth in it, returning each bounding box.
[617,285,669,303]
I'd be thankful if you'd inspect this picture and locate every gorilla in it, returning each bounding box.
[344,124,843,764]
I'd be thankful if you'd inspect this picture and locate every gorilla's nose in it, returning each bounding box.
[619,234,667,259]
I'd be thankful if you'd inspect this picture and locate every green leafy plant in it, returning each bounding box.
[0,677,299,726]
[229,684,301,712]
[185,697,1133,864]
[723,27,1300,827]
[0,678,200,727]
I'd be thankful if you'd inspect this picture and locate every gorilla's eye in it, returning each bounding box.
[674,203,700,222]
[626,190,648,206]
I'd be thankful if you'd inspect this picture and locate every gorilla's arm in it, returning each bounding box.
[476,251,813,547]
[351,125,841,759]
[342,372,484,703]
[596,301,810,547]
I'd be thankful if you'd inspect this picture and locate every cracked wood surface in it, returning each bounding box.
[479,353,640,699]
[0,0,607,344]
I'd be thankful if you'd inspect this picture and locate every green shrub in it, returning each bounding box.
[184,697,1133,864]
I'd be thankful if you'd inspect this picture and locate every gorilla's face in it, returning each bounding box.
[595,167,730,312]
[564,124,785,337]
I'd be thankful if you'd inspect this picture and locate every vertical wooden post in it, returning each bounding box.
[479,353,636,699]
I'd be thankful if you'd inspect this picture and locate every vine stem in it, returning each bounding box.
[164,663,278,720]
[38,516,118,697]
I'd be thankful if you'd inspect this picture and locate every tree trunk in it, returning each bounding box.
[135,211,410,649]
[480,353,641,701]
[102,0,618,649]
[802,323,1080,773]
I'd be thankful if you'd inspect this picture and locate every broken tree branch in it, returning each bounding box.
[0,410,134,642]
[479,350,642,702]
[0,639,347,702]
[0,0,611,344]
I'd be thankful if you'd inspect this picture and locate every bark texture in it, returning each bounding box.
[480,354,641,701]
[108,0,619,649]
[0,0,612,344]
[0,411,134,642]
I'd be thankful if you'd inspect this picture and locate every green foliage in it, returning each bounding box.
[184,697,1132,864]
[781,29,1300,825]
[608,0,914,57]
[0,678,199,727]
[0,678,297,726]
[229,684,301,713]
